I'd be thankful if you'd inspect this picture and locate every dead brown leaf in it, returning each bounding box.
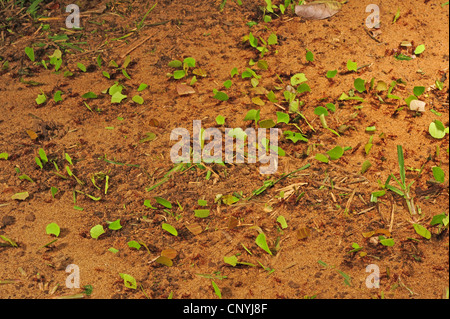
[176,84,195,96]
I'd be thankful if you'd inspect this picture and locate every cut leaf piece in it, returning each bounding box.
[347,60,357,72]
[354,78,366,93]
[414,44,425,55]
[77,63,86,72]
[360,160,372,174]
[409,100,426,112]
[119,273,137,289]
[284,130,308,143]
[194,209,210,218]
[25,47,35,62]
[429,121,446,139]
[258,119,276,128]
[11,192,29,200]
[139,132,156,143]
[255,232,272,255]
[161,248,177,259]
[173,69,186,79]
[252,97,265,106]
[276,112,290,124]
[327,146,344,160]
[128,240,141,250]
[111,91,127,103]
[90,225,105,239]
[277,215,288,229]
[162,223,178,236]
[46,223,60,237]
[155,256,173,267]
[295,1,342,20]
[132,95,144,104]
[108,219,122,230]
[186,223,203,235]
[432,166,445,183]
[362,228,391,238]
[36,92,47,105]
[224,255,238,266]
[213,90,229,101]
[315,153,329,163]
[27,130,38,140]
[177,84,195,95]
[137,83,148,91]
[290,73,308,86]
[82,92,97,99]
[413,224,431,239]
[296,227,310,240]
[168,60,182,68]
[326,70,337,78]
[155,197,172,209]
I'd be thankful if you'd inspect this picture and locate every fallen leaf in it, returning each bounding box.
[224,255,238,266]
[186,223,203,235]
[139,132,156,143]
[192,68,207,77]
[176,84,195,96]
[148,118,160,127]
[227,216,238,229]
[26,130,38,140]
[161,248,177,259]
[11,192,29,200]
[295,1,342,20]
[155,256,173,267]
[362,228,391,238]
[296,227,310,240]
[409,100,426,113]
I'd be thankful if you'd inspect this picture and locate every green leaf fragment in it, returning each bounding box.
[277,215,288,229]
[155,197,172,209]
[315,153,329,163]
[413,224,431,239]
[77,62,86,72]
[119,273,137,289]
[111,91,127,103]
[25,47,35,62]
[255,232,272,255]
[194,209,210,218]
[327,146,344,160]
[347,60,357,72]
[108,219,122,230]
[432,166,445,183]
[46,223,60,237]
[414,44,425,55]
[132,95,144,104]
[162,223,178,236]
[90,225,105,239]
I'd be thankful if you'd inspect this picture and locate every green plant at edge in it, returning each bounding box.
[385,145,417,217]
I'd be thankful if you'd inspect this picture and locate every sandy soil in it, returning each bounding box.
[0,0,448,299]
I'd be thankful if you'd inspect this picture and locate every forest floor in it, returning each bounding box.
[0,0,448,299]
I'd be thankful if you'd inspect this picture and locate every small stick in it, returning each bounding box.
[273,103,286,110]
[345,189,356,214]
[120,34,153,59]
[364,28,381,43]
[389,200,395,232]
[356,206,375,215]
